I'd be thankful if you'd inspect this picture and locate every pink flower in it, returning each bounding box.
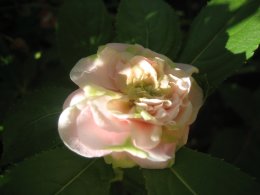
[58,43,203,169]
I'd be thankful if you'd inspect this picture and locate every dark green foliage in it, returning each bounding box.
[144,147,260,195]
[57,0,113,71]
[116,0,182,59]
[179,0,260,95]
[1,87,71,165]
[0,147,114,195]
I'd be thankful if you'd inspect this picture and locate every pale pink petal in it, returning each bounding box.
[58,106,112,157]
[58,105,130,158]
[141,48,173,66]
[70,53,118,90]
[130,143,176,169]
[131,121,162,150]
[77,106,130,150]
[146,142,176,161]
[63,89,86,109]
[130,156,170,169]
[138,98,172,106]
[175,63,199,76]
[90,96,132,133]
[59,43,204,168]
[164,104,180,122]
[105,43,131,52]
[175,101,193,126]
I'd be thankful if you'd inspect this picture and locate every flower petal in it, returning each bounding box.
[58,105,129,158]
[175,101,193,126]
[104,43,131,52]
[63,89,86,109]
[175,63,199,76]
[58,106,111,157]
[129,143,176,169]
[90,95,132,133]
[77,106,129,150]
[70,52,118,90]
[131,121,162,150]
[59,43,204,169]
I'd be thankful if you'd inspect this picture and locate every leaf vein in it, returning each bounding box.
[189,3,249,64]
[170,167,197,195]
[54,159,97,195]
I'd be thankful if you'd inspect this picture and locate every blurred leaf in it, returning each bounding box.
[219,84,252,121]
[238,80,260,175]
[116,0,181,58]
[57,0,113,70]
[180,0,260,95]
[0,54,37,94]
[143,147,260,195]
[110,167,146,195]
[209,127,246,163]
[235,127,260,182]
[1,87,71,165]
[209,126,260,182]
[0,147,114,195]
[123,168,146,195]
[216,85,260,181]
[210,126,260,181]
[210,86,260,181]
[251,89,260,128]
[0,85,17,121]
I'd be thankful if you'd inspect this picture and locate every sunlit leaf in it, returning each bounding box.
[179,0,260,95]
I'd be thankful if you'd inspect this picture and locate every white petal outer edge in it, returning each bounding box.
[175,63,199,76]
[62,89,86,109]
[69,56,95,88]
[176,62,204,124]
[69,54,117,91]
[58,106,113,158]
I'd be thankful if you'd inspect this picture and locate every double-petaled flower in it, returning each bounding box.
[58,43,203,169]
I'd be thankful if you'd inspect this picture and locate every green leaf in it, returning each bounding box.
[209,127,246,163]
[123,168,146,195]
[143,147,260,195]
[252,89,260,128]
[210,86,260,181]
[209,126,260,182]
[57,0,113,70]
[218,83,260,128]
[116,0,181,58]
[110,168,146,195]
[234,128,260,183]
[179,0,260,94]
[0,147,114,195]
[1,87,71,165]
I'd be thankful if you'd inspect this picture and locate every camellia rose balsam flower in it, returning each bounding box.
[58,43,203,169]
